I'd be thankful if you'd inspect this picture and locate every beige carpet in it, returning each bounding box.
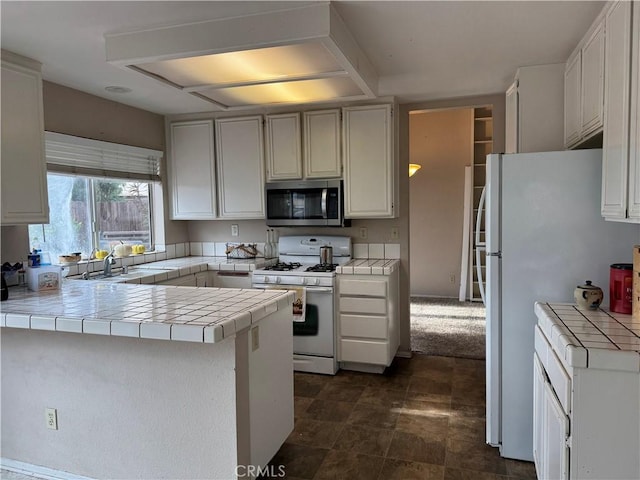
[410,297,486,359]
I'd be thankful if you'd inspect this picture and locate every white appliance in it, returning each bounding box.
[476,149,640,461]
[252,235,352,375]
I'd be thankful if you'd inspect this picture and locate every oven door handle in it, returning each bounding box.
[321,188,328,219]
[304,286,333,293]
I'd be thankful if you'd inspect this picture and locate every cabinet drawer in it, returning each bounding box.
[535,326,571,413]
[340,297,387,315]
[340,314,388,339]
[546,345,571,414]
[534,325,549,366]
[339,278,387,297]
[340,338,389,365]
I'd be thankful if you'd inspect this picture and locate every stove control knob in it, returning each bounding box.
[275,276,281,284]
[312,278,320,286]
[263,276,270,283]
[302,278,308,285]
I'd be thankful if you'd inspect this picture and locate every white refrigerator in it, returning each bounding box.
[478,149,640,461]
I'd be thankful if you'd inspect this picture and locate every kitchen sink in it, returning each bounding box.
[77,267,174,282]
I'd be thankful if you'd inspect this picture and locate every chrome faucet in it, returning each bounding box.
[82,248,97,280]
[103,249,117,277]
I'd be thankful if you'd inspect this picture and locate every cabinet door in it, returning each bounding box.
[542,380,570,480]
[533,354,546,474]
[265,113,302,181]
[215,116,265,219]
[602,1,633,219]
[169,120,217,220]
[1,59,49,225]
[303,109,341,178]
[505,81,518,154]
[343,105,394,218]
[581,22,605,136]
[564,51,582,148]
[628,5,640,219]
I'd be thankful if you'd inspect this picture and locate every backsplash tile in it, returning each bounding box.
[384,244,401,259]
[190,242,203,256]
[369,244,385,259]
[353,244,369,259]
[202,242,216,256]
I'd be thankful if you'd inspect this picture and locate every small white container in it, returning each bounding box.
[26,265,61,292]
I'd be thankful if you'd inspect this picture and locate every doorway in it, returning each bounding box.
[408,106,490,359]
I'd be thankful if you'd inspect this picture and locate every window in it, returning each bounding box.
[29,173,153,259]
[29,132,163,260]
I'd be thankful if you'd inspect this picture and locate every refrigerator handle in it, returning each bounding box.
[475,185,486,247]
[476,246,486,305]
[475,185,487,305]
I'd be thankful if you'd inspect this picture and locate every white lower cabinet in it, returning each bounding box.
[209,271,252,289]
[533,330,570,480]
[337,270,399,368]
[534,321,640,480]
[155,272,208,287]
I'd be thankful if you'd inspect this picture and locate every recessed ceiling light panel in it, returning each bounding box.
[105,3,377,110]
[137,43,345,88]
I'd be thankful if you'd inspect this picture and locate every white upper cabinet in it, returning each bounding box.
[303,109,341,178]
[629,4,640,219]
[580,22,605,136]
[601,1,633,220]
[215,116,265,219]
[564,15,605,149]
[265,113,302,181]
[169,120,217,220]
[342,104,395,218]
[1,52,49,225]
[564,51,582,148]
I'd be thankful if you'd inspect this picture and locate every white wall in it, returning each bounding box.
[409,108,473,297]
[1,329,238,479]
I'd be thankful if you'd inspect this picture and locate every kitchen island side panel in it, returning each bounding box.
[1,330,238,479]
[571,367,640,480]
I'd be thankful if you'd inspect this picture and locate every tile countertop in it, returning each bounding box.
[71,255,276,284]
[535,302,640,372]
[336,259,400,275]
[0,280,294,344]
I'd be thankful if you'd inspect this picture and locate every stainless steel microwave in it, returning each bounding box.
[265,180,349,227]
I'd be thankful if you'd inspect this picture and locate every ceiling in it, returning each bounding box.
[1,1,604,115]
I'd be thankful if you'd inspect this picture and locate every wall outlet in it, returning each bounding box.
[45,408,58,430]
[359,227,368,239]
[251,326,259,351]
[231,224,239,237]
[390,227,399,240]
[450,274,456,284]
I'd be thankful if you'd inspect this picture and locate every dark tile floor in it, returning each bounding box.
[264,354,537,480]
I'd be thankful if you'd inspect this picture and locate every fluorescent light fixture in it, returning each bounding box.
[409,164,422,177]
[105,4,377,110]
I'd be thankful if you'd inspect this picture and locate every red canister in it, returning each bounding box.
[610,263,633,314]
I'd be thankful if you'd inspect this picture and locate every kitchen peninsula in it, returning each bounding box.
[1,279,294,479]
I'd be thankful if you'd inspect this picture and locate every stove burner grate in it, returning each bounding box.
[305,263,338,273]
[263,262,302,272]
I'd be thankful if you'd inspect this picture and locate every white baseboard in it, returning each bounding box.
[1,458,95,480]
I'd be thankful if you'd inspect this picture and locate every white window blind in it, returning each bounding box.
[45,132,163,181]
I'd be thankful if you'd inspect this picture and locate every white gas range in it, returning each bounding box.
[251,235,352,375]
